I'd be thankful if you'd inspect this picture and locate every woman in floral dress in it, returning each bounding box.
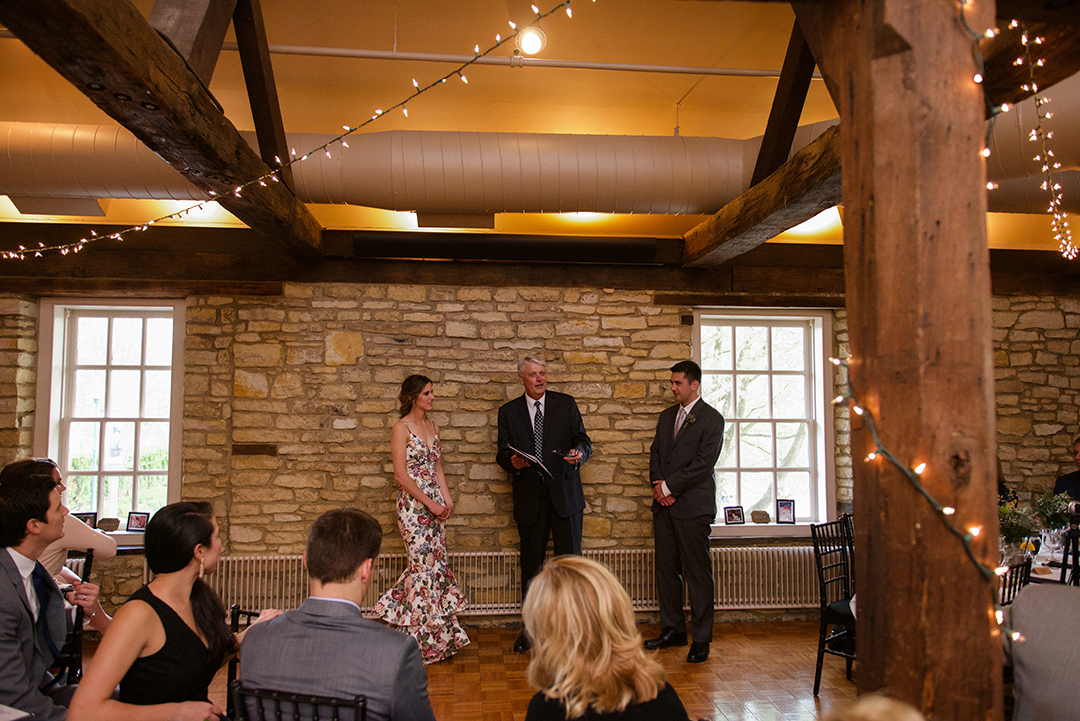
[375,374,470,663]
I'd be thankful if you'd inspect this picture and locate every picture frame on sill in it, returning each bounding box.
[776,499,796,524]
[723,506,745,525]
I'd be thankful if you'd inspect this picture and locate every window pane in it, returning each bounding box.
[702,374,733,417]
[734,326,769,370]
[68,422,100,471]
[66,475,97,513]
[76,317,107,365]
[772,375,807,419]
[716,471,738,508]
[772,326,805,371]
[144,370,172,418]
[102,475,133,520]
[103,422,135,471]
[111,318,143,366]
[108,369,141,417]
[717,423,737,468]
[139,422,170,470]
[145,318,173,365]
[137,475,168,514]
[778,472,811,517]
[741,472,774,513]
[735,374,769,419]
[73,370,106,418]
[701,325,733,370]
[739,422,773,467]
[777,422,810,468]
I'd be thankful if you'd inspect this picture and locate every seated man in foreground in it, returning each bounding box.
[239,507,436,721]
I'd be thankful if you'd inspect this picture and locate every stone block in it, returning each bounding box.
[235,343,284,367]
[325,331,365,366]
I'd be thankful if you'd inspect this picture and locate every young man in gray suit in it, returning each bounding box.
[0,459,103,720]
[240,507,436,721]
[644,360,724,663]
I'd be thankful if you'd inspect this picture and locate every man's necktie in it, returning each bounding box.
[31,562,63,665]
[534,401,544,458]
[675,407,687,437]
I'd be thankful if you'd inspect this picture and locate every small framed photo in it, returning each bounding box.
[127,511,150,531]
[777,499,796,524]
[72,511,97,528]
[723,506,745,525]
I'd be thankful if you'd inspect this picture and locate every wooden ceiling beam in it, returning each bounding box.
[681,124,841,267]
[232,0,293,188]
[0,0,323,256]
[148,0,236,87]
[750,20,820,187]
[980,23,1080,110]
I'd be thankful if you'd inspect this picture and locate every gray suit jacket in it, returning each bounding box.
[0,550,70,721]
[239,597,436,721]
[649,399,725,520]
[1004,584,1080,721]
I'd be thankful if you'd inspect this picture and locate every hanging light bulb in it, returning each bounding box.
[517,26,547,55]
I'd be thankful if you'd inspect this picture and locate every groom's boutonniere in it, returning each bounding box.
[683,415,696,426]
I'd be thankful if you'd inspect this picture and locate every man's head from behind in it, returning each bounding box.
[0,458,63,550]
[305,507,383,592]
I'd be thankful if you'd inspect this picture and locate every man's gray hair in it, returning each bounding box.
[518,355,547,374]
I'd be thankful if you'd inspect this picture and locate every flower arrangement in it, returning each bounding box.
[999,505,1036,544]
[1034,490,1073,530]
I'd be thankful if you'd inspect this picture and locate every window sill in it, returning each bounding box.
[106,530,146,549]
[710,523,814,539]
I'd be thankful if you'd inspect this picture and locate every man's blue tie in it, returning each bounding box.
[534,402,544,458]
[32,562,64,666]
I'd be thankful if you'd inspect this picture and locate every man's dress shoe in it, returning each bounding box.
[513,632,532,653]
[643,628,688,650]
[687,641,710,663]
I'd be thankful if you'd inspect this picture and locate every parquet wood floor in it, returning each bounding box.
[201,620,857,720]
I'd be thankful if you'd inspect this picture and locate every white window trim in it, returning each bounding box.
[34,299,187,546]
[693,308,837,539]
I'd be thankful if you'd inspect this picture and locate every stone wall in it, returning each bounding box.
[180,284,853,556]
[0,296,37,457]
[993,295,1080,500]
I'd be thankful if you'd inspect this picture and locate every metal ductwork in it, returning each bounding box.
[1,70,1078,221]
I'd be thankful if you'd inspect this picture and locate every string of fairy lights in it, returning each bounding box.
[962,3,1076,260]
[832,356,1023,642]
[0,0,588,260]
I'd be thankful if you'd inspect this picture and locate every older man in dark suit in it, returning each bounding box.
[645,360,724,663]
[497,355,591,653]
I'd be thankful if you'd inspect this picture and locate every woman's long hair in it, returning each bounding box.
[398,374,432,417]
[145,501,236,662]
[523,556,665,718]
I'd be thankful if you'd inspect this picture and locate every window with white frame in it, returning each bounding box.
[36,301,185,529]
[696,309,835,528]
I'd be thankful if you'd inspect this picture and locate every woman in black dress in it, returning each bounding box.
[70,501,278,721]
[523,555,691,721]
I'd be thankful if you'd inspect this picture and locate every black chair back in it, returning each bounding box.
[1000,557,1032,606]
[225,604,263,720]
[57,548,95,683]
[811,518,853,605]
[230,679,367,721]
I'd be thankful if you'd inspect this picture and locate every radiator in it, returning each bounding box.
[190,546,817,616]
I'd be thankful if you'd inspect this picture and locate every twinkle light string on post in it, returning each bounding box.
[1,0,589,261]
[831,356,1024,644]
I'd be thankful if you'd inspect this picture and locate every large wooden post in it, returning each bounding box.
[800,0,1004,717]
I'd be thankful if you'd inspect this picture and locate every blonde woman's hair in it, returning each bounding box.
[823,694,926,721]
[523,556,665,719]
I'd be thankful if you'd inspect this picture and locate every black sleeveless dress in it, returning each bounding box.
[117,585,222,704]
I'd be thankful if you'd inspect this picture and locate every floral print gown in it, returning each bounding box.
[374,429,470,663]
